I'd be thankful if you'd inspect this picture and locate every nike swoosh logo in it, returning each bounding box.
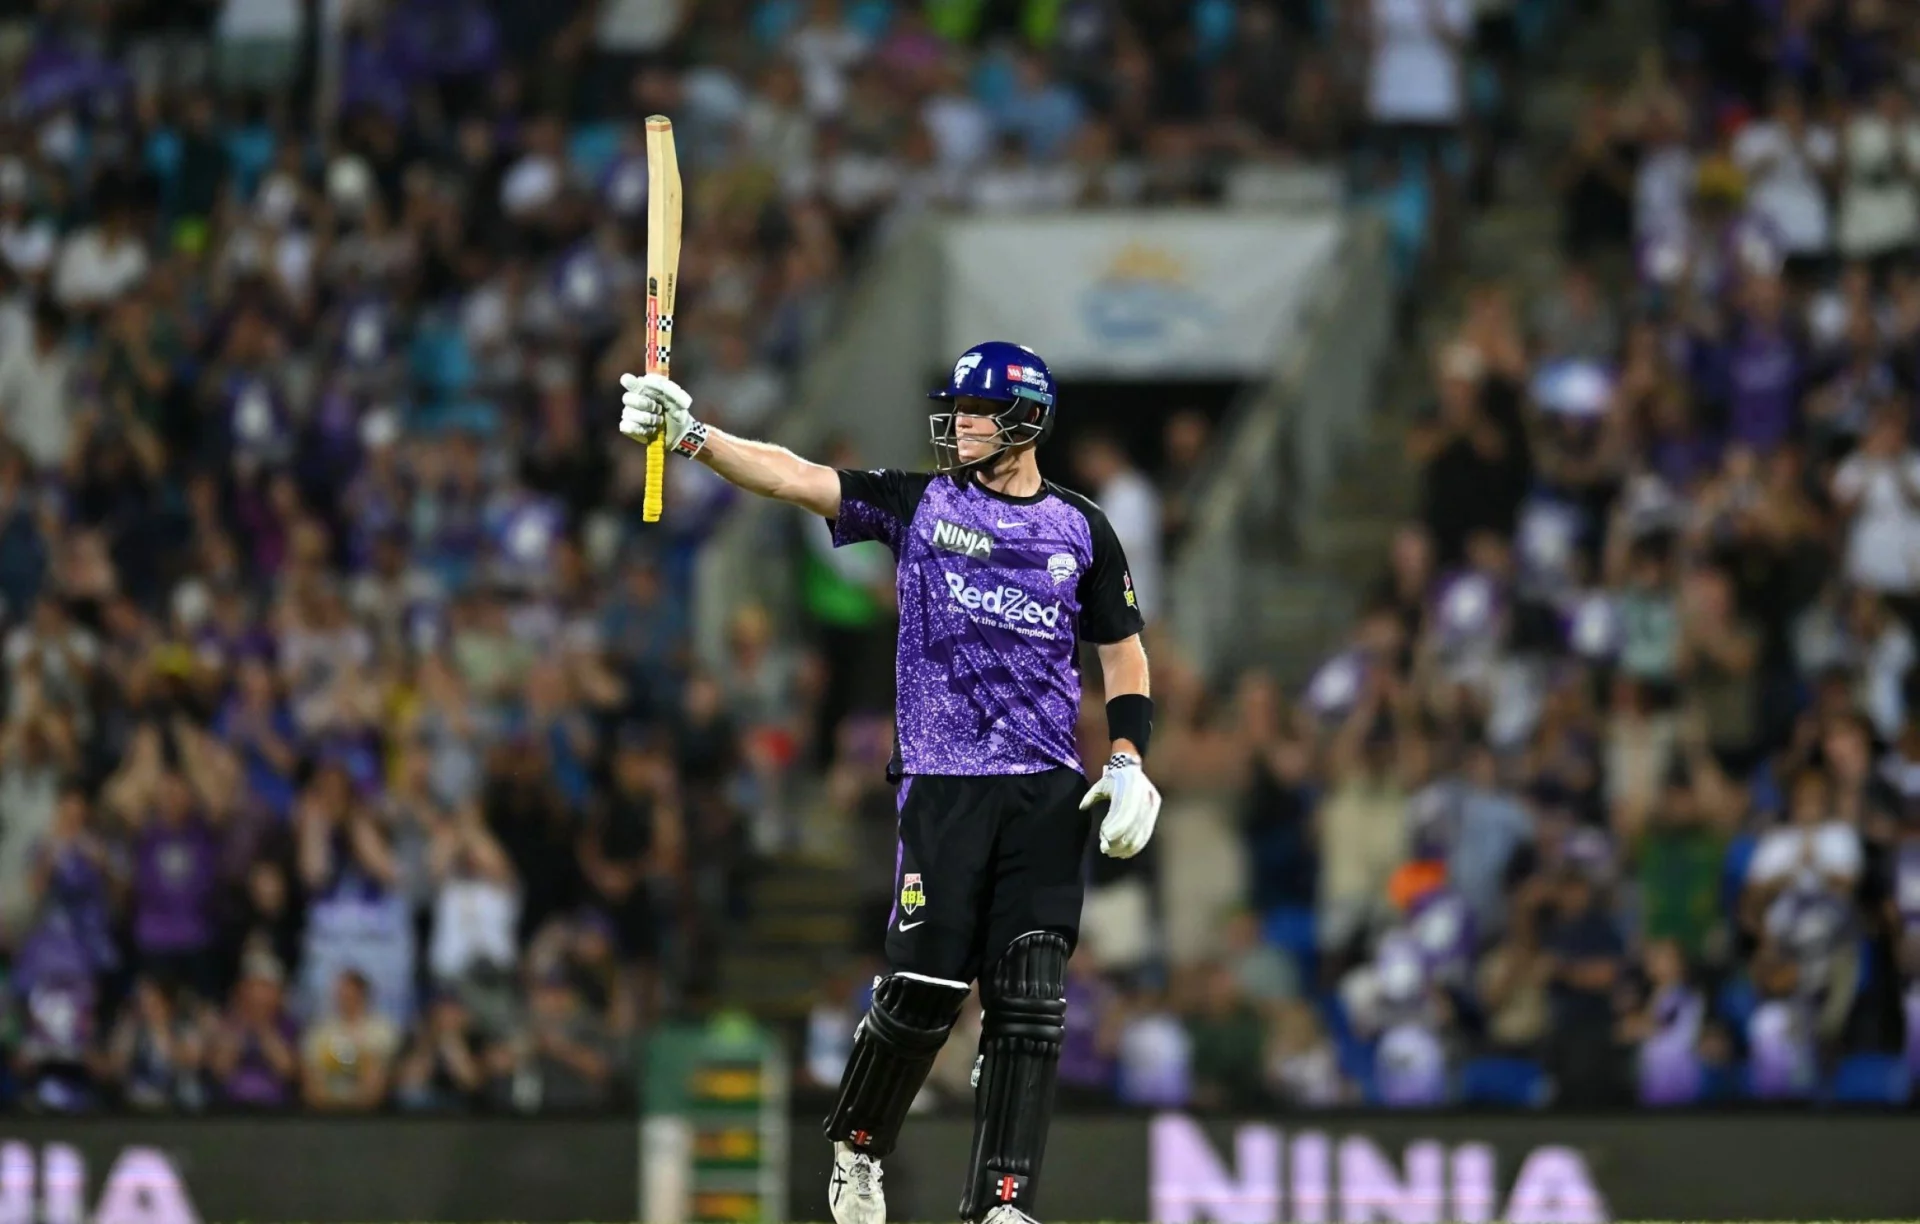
[897,920,925,931]
[997,520,1026,529]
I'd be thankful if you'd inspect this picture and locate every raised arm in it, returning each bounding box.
[618,372,842,517]
[695,427,844,518]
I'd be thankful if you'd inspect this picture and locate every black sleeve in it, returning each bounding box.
[1076,499,1147,645]
[829,468,935,551]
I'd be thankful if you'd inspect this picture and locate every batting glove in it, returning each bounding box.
[1080,752,1161,859]
[619,371,708,458]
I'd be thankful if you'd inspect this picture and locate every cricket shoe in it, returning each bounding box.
[829,1141,885,1224]
[978,1207,1041,1224]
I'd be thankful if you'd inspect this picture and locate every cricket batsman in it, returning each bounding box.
[618,340,1161,1224]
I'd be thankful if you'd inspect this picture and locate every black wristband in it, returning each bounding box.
[1106,693,1153,757]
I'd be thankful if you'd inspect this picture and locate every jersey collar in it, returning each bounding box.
[961,469,1051,506]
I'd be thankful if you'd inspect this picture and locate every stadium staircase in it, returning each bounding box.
[714,859,863,1021]
[1247,0,1664,688]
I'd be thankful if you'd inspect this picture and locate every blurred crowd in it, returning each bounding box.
[0,0,1420,1114]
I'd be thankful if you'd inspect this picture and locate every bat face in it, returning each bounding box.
[642,117,682,523]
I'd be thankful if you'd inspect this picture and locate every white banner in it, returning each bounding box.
[941,211,1344,379]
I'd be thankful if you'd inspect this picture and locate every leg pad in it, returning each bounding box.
[823,972,968,1158]
[959,931,1068,1221]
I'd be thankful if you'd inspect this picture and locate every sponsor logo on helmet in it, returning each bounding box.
[1006,364,1048,388]
[953,352,983,386]
[931,519,994,559]
[1046,552,1077,584]
[944,572,1062,636]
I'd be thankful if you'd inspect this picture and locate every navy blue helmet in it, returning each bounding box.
[926,340,1057,473]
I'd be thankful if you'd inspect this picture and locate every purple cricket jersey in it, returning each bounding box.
[1723,320,1801,453]
[133,816,221,954]
[831,469,1143,776]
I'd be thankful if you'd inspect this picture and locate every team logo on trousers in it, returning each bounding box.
[900,873,925,914]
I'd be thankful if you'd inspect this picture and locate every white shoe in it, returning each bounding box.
[979,1206,1041,1224]
[829,1141,885,1224]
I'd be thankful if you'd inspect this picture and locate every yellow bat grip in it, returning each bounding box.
[643,435,666,522]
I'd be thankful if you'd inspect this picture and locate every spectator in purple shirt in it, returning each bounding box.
[1709,271,1805,456]
[13,966,101,1111]
[336,7,411,123]
[105,722,229,1001]
[215,656,301,820]
[387,0,500,101]
[21,786,117,971]
[12,837,114,1112]
[1624,939,1707,1106]
[1747,949,1818,1100]
[207,951,301,1110]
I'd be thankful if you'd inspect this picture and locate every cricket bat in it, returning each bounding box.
[642,115,682,524]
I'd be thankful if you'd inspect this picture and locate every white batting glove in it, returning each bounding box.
[619,371,707,457]
[1081,752,1161,859]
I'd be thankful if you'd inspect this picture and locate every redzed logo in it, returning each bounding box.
[943,572,1062,631]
